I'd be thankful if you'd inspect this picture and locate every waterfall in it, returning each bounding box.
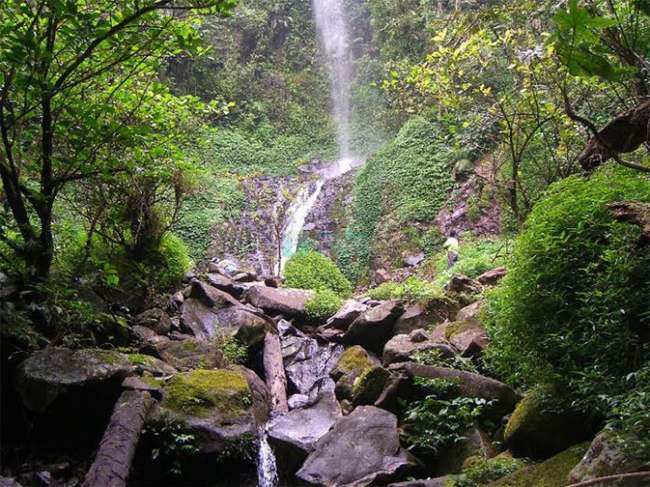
[257,427,279,487]
[312,0,354,159]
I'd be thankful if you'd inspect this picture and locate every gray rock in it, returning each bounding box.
[207,272,244,298]
[393,304,429,336]
[0,477,23,487]
[456,300,484,323]
[245,286,313,319]
[267,379,342,474]
[352,366,390,406]
[153,338,224,372]
[374,268,391,285]
[383,333,455,365]
[477,267,507,286]
[404,252,425,267]
[447,274,483,295]
[189,279,241,308]
[433,428,497,475]
[280,322,343,395]
[324,299,368,331]
[344,300,405,355]
[126,353,177,377]
[135,308,173,335]
[296,406,416,486]
[16,348,133,413]
[448,324,489,357]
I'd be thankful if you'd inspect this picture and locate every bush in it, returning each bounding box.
[446,456,528,487]
[284,250,352,297]
[367,277,443,304]
[150,233,193,291]
[305,289,343,322]
[485,168,650,415]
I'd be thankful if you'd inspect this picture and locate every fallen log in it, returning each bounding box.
[263,331,289,414]
[82,390,154,487]
[578,99,650,171]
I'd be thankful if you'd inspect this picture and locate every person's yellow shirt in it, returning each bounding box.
[443,237,460,253]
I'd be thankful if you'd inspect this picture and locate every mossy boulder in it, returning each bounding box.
[127,353,177,376]
[331,345,378,380]
[488,443,588,486]
[155,367,269,455]
[152,337,224,372]
[444,454,527,486]
[352,366,390,406]
[16,347,133,413]
[504,387,592,459]
[444,321,488,357]
[568,430,649,486]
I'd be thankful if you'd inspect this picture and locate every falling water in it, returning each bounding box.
[312,0,354,159]
[257,427,279,487]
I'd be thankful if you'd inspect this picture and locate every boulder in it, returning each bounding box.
[477,267,507,286]
[189,279,240,308]
[16,348,133,414]
[152,338,224,372]
[352,366,390,406]
[132,325,157,343]
[445,321,489,357]
[135,308,172,335]
[393,304,429,336]
[404,253,425,267]
[447,274,483,295]
[280,321,343,395]
[152,368,269,455]
[330,345,379,381]
[568,430,649,486]
[344,300,405,355]
[490,443,588,486]
[388,478,449,487]
[245,286,313,319]
[391,363,520,416]
[456,300,484,323]
[126,353,177,377]
[296,406,416,486]
[267,378,342,474]
[0,477,23,487]
[374,268,392,285]
[383,332,455,365]
[433,428,497,475]
[181,298,267,345]
[324,299,368,331]
[504,386,592,459]
[207,272,244,298]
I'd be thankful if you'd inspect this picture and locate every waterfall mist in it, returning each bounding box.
[312,0,354,160]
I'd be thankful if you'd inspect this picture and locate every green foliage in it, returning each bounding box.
[485,168,650,416]
[413,348,478,374]
[446,456,528,487]
[305,289,343,322]
[430,238,510,287]
[402,377,492,456]
[219,335,248,365]
[144,420,200,477]
[152,234,193,291]
[284,250,352,297]
[367,277,444,304]
[338,117,458,281]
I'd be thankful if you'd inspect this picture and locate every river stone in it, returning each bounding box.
[343,300,405,355]
[383,333,455,365]
[391,363,520,416]
[296,406,416,486]
[16,348,133,413]
[324,299,368,331]
[280,321,343,395]
[245,286,313,319]
[267,378,342,474]
[152,367,269,455]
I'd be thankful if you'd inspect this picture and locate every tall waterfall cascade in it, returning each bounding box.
[277,0,361,274]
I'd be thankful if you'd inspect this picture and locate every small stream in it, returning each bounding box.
[256,427,279,487]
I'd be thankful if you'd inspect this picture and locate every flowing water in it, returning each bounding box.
[256,427,279,487]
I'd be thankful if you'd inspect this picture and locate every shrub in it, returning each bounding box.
[305,289,343,322]
[446,456,528,487]
[146,233,193,292]
[367,277,443,304]
[284,250,352,297]
[485,168,650,415]
[402,378,491,456]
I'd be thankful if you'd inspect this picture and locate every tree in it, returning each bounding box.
[0,0,236,284]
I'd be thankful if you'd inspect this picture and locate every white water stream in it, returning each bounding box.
[256,427,279,487]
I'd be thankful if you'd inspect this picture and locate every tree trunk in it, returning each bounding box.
[82,390,154,487]
[263,331,289,414]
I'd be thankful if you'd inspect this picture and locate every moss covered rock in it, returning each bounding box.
[155,367,268,455]
[331,345,377,380]
[504,387,592,459]
[352,365,390,406]
[488,443,588,486]
[153,337,224,371]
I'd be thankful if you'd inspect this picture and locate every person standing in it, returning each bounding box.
[444,231,460,269]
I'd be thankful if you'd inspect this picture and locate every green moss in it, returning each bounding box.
[163,369,252,419]
[489,443,588,487]
[127,353,156,366]
[445,454,528,487]
[504,386,551,441]
[139,372,162,388]
[86,349,129,366]
[337,346,373,375]
[352,366,390,405]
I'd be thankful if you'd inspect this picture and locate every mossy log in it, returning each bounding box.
[82,390,154,487]
[263,331,289,414]
[609,201,650,244]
